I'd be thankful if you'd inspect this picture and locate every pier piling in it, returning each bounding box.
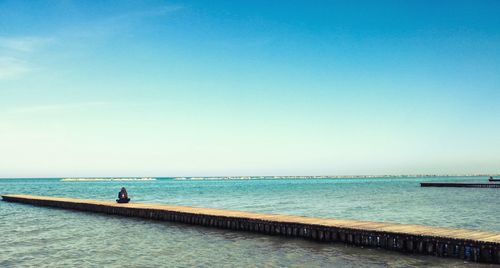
[2,194,499,264]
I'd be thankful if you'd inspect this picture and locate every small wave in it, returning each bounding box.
[174,177,262,181]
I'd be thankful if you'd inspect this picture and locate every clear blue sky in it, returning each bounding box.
[1,0,499,177]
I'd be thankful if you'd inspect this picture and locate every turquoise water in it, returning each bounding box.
[1,177,499,267]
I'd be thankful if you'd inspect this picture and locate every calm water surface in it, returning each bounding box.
[1,177,499,267]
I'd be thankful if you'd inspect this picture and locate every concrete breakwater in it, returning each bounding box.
[2,194,500,264]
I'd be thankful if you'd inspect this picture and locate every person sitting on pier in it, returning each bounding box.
[116,187,130,203]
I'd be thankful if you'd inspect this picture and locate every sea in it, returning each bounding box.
[1,176,499,267]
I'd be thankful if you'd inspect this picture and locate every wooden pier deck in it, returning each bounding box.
[421,182,500,188]
[2,194,500,264]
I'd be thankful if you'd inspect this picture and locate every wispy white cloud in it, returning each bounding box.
[0,5,182,80]
[4,100,158,114]
[0,57,31,79]
[0,36,54,52]
[0,36,54,80]
[7,101,111,114]
[113,5,184,20]
[66,5,184,39]
[210,37,274,50]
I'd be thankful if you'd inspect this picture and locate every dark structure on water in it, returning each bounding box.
[421,182,500,188]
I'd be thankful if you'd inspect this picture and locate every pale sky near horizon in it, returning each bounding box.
[1,0,499,177]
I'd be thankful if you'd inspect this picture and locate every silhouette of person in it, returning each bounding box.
[116,187,130,203]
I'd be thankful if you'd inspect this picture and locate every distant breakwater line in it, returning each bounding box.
[2,194,500,264]
[61,177,156,182]
[173,175,499,180]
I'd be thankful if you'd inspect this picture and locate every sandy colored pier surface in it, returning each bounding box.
[2,194,500,263]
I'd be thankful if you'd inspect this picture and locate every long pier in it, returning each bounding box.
[2,194,500,264]
[421,182,500,188]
